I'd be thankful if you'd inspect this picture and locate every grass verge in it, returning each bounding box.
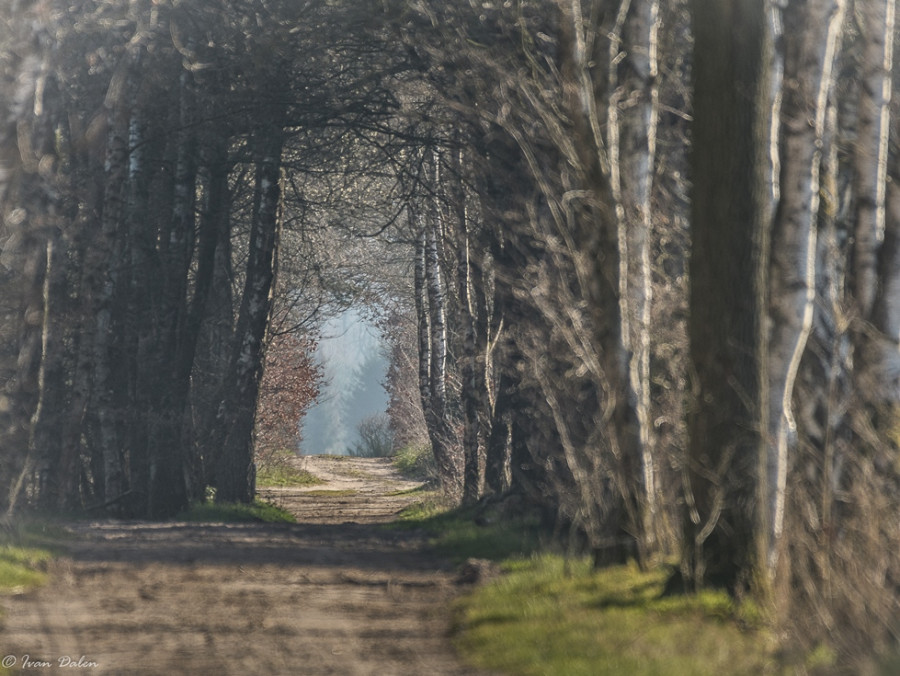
[0,519,67,595]
[176,499,296,523]
[397,501,789,675]
[256,451,324,488]
[392,444,437,482]
[392,500,542,562]
[453,555,787,676]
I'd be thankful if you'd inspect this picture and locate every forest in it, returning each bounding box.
[1,0,899,667]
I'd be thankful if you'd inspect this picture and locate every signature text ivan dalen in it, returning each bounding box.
[2,654,98,669]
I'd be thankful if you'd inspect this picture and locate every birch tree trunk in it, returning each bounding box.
[557,0,649,565]
[850,0,895,320]
[851,0,897,412]
[2,47,68,515]
[766,0,845,573]
[451,149,482,505]
[685,0,773,592]
[611,0,660,550]
[413,208,432,431]
[425,205,462,497]
[871,72,900,404]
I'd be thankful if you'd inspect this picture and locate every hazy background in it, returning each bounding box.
[300,308,389,455]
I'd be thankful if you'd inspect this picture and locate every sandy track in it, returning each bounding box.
[0,456,488,675]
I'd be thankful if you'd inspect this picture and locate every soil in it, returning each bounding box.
[0,456,493,675]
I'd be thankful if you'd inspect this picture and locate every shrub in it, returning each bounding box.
[349,414,394,457]
[392,443,437,481]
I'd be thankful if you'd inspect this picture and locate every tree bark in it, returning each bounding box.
[611,0,661,552]
[850,0,895,320]
[216,122,284,504]
[145,68,198,518]
[451,148,482,505]
[90,53,142,509]
[557,0,649,565]
[766,0,845,573]
[424,197,462,497]
[870,74,900,404]
[685,0,773,592]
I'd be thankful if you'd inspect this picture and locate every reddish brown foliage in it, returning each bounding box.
[255,333,322,457]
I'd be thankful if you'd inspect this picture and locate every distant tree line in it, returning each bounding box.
[2,0,899,667]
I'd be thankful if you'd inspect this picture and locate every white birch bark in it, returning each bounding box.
[412,209,432,416]
[452,148,481,505]
[869,22,900,404]
[610,0,660,548]
[766,0,845,571]
[851,0,895,319]
[425,202,461,494]
[547,0,651,562]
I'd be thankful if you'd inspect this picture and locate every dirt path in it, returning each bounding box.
[0,456,490,675]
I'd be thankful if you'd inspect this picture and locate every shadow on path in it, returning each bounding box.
[0,457,489,676]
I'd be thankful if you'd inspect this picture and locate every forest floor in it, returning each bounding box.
[0,456,492,675]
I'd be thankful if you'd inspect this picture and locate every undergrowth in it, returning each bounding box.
[392,444,437,482]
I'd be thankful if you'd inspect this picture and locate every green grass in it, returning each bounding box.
[0,542,52,592]
[386,485,436,498]
[454,555,786,676]
[392,444,437,481]
[0,519,65,595]
[256,452,324,488]
[392,501,542,562]
[394,502,786,675]
[176,499,296,523]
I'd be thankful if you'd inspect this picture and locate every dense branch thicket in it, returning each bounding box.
[3,0,900,667]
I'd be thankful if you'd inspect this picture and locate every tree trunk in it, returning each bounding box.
[452,149,481,505]
[557,0,649,565]
[765,0,845,573]
[685,0,773,592]
[145,68,198,518]
[90,56,142,509]
[870,81,900,404]
[850,0,895,320]
[424,201,462,497]
[216,122,284,504]
[611,0,661,552]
